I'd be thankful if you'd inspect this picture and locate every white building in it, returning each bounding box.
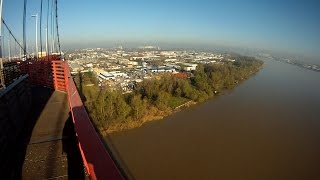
[109,71,128,78]
[99,72,115,80]
[165,64,181,69]
[164,59,177,62]
[85,63,93,68]
[181,63,198,71]
[70,63,84,72]
[150,67,176,73]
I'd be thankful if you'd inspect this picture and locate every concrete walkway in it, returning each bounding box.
[22,89,86,179]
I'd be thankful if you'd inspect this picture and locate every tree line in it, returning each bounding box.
[77,55,263,132]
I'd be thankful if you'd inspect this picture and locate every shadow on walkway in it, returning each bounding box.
[0,86,86,179]
[63,113,86,180]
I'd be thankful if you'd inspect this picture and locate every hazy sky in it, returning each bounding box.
[2,0,320,58]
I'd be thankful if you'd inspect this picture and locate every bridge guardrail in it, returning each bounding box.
[64,62,124,180]
[3,58,124,179]
[0,75,31,176]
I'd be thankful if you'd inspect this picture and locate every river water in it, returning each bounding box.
[109,59,320,180]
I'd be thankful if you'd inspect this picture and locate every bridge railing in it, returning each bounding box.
[1,57,124,179]
[52,60,68,91]
[64,61,124,180]
[18,56,63,91]
[0,75,31,175]
[0,61,22,87]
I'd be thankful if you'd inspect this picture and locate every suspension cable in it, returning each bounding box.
[46,0,49,58]
[50,0,54,53]
[40,0,43,57]
[2,23,4,58]
[45,0,50,60]
[23,0,27,57]
[55,0,61,56]
[2,18,28,55]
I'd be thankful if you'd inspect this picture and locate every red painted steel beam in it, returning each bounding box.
[65,64,124,180]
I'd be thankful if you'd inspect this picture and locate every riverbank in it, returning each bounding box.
[104,100,197,133]
[108,59,320,180]
[78,56,264,134]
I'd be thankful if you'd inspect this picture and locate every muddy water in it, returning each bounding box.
[110,60,320,180]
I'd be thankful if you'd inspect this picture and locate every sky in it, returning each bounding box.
[2,0,320,59]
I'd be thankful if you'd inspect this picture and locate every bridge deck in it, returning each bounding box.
[21,87,87,179]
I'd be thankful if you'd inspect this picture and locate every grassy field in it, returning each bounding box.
[168,96,190,109]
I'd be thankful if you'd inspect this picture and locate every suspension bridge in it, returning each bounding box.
[0,0,125,179]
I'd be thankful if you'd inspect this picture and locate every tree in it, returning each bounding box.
[129,94,147,120]
[113,92,131,121]
[191,64,213,96]
[155,91,171,111]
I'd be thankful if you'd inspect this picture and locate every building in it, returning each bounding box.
[150,67,176,73]
[109,71,128,78]
[164,58,177,62]
[165,63,181,69]
[70,63,84,73]
[99,72,115,80]
[181,63,198,71]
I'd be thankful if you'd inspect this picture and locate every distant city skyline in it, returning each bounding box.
[2,0,320,60]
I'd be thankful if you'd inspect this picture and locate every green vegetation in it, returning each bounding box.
[76,56,263,133]
[168,96,189,109]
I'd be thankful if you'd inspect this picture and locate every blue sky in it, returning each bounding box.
[2,0,320,58]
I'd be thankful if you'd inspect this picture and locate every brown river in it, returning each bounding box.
[109,59,320,180]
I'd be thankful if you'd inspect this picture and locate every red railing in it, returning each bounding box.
[18,57,124,180]
[18,55,62,89]
[52,61,68,91]
[66,69,124,180]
